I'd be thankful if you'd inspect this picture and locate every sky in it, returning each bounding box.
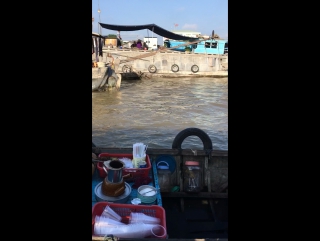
[92,0,228,44]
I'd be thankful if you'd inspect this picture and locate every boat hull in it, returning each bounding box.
[92,67,121,91]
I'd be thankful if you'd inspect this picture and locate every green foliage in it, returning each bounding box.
[107,34,117,39]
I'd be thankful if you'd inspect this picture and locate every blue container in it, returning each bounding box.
[139,161,147,168]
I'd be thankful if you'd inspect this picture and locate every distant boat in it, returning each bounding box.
[92,32,122,91]
[95,24,228,82]
[92,66,121,91]
[98,23,227,55]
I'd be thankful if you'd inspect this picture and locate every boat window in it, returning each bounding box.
[205,42,217,48]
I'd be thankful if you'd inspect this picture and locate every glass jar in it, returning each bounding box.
[183,161,202,193]
[157,161,172,192]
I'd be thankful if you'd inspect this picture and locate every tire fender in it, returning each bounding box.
[172,128,213,150]
[122,65,131,73]
[148,65,157,73]
[191,65,199,73]
[171,64,179,72]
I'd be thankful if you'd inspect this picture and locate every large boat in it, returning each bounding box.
[98,23,228,53]
[93,23,227,81]
[92,127,228,240]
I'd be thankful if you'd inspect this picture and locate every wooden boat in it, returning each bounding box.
[92,32,122,91]
[96,24,227,80]
[92,127,228,240]
[92,66,121,91]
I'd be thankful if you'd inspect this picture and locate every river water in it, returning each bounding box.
[92,77,228,150]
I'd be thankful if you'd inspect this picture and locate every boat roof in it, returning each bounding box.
[99,23,199,41]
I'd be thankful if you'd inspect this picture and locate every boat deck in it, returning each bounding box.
[92,162,228,239]
[92,160,162,207]
[162,197,228,239]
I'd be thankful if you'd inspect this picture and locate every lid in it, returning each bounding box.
[156,155,176,173]
[157,161,169,170]
[185,161,199,166]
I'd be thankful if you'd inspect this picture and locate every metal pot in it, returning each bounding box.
[103,159,131,183]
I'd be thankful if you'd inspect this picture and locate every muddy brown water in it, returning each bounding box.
[92,77,228,150]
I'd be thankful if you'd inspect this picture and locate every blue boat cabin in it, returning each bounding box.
[165,39,227,55]
[193,39,227,54]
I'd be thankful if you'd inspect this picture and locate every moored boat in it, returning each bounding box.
[95,24,227,79]
[92,66,122,91]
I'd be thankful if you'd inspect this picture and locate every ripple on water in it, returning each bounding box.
[92,77,228,150]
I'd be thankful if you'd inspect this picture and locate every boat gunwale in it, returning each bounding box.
[92,147,228,157]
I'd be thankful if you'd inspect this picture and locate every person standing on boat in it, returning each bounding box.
[116,30,122,48]
[164,39,171,48]
[142,42,148,50]
[131,41,137,48]
[136,39,142,49]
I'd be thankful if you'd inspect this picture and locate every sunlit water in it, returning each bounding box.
[92,77,228,150]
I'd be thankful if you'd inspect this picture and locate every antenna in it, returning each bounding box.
[92,17,94,31]
[98,0,101,34]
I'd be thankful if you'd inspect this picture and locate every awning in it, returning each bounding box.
[92,32,105,38]
[99,23,199,41]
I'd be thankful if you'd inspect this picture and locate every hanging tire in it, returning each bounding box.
[122,65,131,73]
[172,128,212,150]
[148,65,157,73]
[191,65,199,73]
[171,64,179,72]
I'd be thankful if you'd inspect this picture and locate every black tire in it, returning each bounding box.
[191,65,199,73]
[122,65,131,73]
[171,64,179,72]
[148,65,157,73]
[172,128,212,150]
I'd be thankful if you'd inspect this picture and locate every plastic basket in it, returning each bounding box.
[92,202,167,238]
[97,153,151,180]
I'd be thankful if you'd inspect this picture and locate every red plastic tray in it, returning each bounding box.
[92,202,167,238]
[97,153,151,180]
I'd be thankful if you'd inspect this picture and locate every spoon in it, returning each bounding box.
[102,166,108,175]
[92,159,108,163]
[141,188,159,195]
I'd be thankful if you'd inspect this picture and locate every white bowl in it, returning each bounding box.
[137,185,157,203]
